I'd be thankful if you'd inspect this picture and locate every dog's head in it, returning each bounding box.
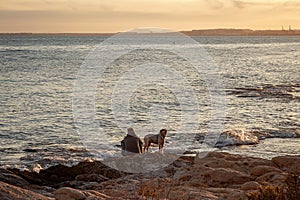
[160,129,167,138]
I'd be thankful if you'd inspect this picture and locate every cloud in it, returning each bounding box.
[231,0,247,9]
[205,0,224,9]
[282,0,300,8]
[231,0,281,9]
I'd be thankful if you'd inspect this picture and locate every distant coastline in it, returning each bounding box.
[182,28,300,36]
[1,28,300,36]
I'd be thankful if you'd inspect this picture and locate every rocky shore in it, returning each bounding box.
[1,152,299,200]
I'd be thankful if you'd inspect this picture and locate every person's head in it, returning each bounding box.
[127,127,137,137]
[160,129,167,137]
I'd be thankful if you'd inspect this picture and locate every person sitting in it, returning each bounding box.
[121,127,143,155]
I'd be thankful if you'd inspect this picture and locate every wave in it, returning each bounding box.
[195,128,300,148]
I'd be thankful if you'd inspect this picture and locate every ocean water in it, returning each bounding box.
[0,34,299,170]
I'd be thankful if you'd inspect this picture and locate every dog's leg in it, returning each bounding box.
[143,139,148,153]
[159,144,164,154]
[146,143,150,152]
[159,138,165,154]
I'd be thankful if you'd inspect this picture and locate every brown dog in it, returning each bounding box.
[144,129,167,152]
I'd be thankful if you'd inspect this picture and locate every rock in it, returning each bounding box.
[54,187,114,200]
[179,165,252,188]
[229,84,300,100]
[196,152,242,162]
[256,172,287,185]
[250,165,282,177]
[203,168,252,187]
[167,187,219,200]
[54,187,85,200]
[56,180,99,190]
[241,181,261,191]
[3,152,299,200]
[32,186,56,198]
[272,155,300,172]
[9,168,44,185]
[245,158,274,168]
[0,181,52,200]
[0,169,30,187]
[205,187,247,199]
[195,152,274,173]
[84,190,112,200]
[75,174,108,182]
[11,160,128,187]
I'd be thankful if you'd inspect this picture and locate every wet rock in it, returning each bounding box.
[194,130,259,147]
[10,169,46,186]
[215,130,259,147]
[0,169,30,187]
[228,84,300,100]
[0,181,52,200]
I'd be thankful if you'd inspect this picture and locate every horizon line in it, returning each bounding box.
[1,27,300,34]
[1,28,300,36]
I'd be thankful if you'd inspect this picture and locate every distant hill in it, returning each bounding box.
[181,29,300,36]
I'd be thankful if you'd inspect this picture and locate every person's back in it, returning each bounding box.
[121,128,143,155]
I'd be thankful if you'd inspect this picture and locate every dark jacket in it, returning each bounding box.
[121,135,143,154]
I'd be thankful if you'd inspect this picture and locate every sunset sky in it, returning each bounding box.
[1,0,300,33]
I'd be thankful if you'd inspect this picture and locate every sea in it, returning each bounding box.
[0,34,299,171]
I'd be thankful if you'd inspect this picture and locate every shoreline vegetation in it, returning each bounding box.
[1,28,300,36]
[0,152,299,199]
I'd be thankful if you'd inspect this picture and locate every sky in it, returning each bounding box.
[0,0,300,33]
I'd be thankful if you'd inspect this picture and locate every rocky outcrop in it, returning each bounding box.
[227,84,300,100]
[1,152,299,200]
[8,160,126,188]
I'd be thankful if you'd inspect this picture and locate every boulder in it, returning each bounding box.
[255,171,286,184]
[245,158,274,168]
[203,168,252,187]
[54,187,112,200]
[184,165,252,187]
[54,187,85,200]
[250,165,282,177]
[272,156,300,172]
[195,152,274,174]
[241,181,261,191]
